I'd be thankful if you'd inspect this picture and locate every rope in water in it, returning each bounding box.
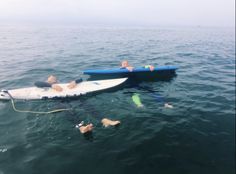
[10,98,70,114]
[2,90,70,114]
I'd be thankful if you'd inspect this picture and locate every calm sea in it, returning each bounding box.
[0,25,235,174]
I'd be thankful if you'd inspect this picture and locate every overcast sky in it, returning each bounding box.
[0,0,235,27]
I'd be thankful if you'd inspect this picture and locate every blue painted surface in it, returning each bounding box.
[83,65,178,74]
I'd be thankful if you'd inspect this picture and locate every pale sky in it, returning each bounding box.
[0,0,235,27]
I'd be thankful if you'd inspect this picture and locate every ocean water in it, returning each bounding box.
[0,26,235,174]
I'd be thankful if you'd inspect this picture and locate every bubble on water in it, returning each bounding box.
[0,148,7,153]
[164,103,173,108]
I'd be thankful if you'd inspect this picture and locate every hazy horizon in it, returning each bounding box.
[0,0,235,27]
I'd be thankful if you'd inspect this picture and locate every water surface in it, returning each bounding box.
[0,26,235,174]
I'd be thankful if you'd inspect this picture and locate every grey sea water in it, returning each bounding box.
[0,26,235,174]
